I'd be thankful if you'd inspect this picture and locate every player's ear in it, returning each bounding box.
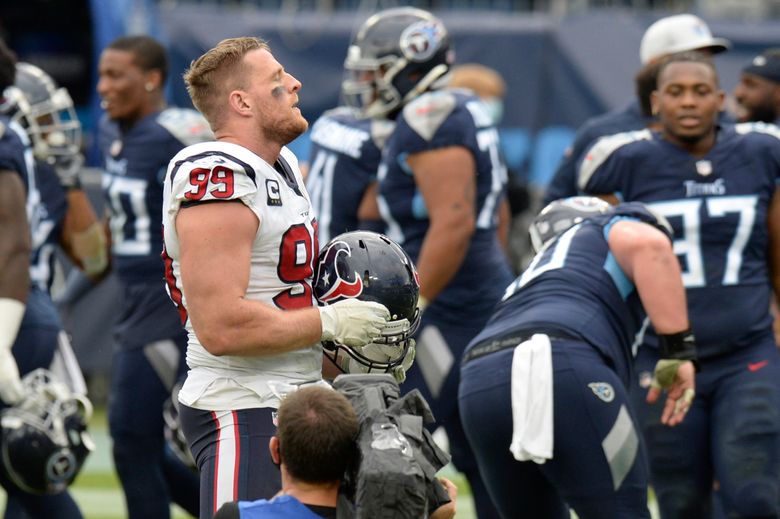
[269,436,281,467]
[228,90,252,116]
[144,69,164,92]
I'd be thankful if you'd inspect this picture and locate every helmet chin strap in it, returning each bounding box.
[403,63,450,105]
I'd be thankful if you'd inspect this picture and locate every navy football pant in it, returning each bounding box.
[179,405,278,519]
[3,289,82,519]
[631,337,780,519]
[108,343,198,518]
[459,340,651,519]
[404,311,500,519]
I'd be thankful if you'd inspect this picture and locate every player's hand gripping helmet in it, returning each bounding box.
[342,7,453,119]
[2,63,82,175]
[0,369,94,494]
[314,231,421,377]
[529,196,612,252]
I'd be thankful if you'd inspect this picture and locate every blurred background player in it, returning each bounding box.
[0,39,89,519]
[544,13,730,204]
[579,51,780,518]
[733,48,780,125]
[96,35,211,518]
[459,197,697,519]
[449,62,532,272]
[305,61,395,243]
[165,36,390,518]
[342,7,513,517]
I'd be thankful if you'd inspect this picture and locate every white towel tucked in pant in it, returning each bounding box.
[509,333,554,464]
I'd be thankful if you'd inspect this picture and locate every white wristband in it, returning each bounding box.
[0,298,26,353]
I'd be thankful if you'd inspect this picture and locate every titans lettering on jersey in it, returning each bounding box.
[306,107,393,243]
[579,123,780,357]
[379,89,510,315]
[162,141,320,409]
[469,204,663,385]
[99,108,212,283]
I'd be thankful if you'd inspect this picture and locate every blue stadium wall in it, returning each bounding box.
[84,3,780,186]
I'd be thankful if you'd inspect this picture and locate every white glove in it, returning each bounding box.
[336,339,416,383]
[0,348,23,405]
[0,298,25,405]
[319,299,390,348]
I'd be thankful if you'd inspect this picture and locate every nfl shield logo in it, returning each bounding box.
[695,160,712,177]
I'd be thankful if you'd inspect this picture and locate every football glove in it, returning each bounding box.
[335,339,416,383]
[53,153,84,190]
[319,299,390,348]
[649,359,696,423]
[0,348,23,405]
[0,298,25,405]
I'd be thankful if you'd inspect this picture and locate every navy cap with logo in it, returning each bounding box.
[743,49,780,84]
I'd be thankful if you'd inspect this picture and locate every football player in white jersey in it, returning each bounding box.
[162,36,391,518]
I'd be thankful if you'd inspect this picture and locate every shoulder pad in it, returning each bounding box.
[402,91,457,141]
[735,122,780,141]
[157,108,214,147]
[370,119,395,150]
[577,129,652,191]
[324,106,360,119]
[610,202,674,240]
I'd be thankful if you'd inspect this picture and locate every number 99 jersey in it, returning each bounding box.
[162,141,321,409]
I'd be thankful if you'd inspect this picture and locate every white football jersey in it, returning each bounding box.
[162,141,321,410]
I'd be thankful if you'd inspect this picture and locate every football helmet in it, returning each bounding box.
[314,231,420,374]
[2,63,82,174]
[529,196,612,252]
[342,7,453,118]
[163,382,196,471]
[0,369,94,494]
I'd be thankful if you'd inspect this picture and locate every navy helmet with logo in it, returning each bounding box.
[342,7,453,118]
[0,369,94,495]
[529,196,612,253]
[313,231,420,372]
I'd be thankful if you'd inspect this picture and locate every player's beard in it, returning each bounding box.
[746,104,778,124]
[266,113,308,146]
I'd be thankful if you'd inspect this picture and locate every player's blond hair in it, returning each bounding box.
[183,37,270,129]
[449,63,506,99]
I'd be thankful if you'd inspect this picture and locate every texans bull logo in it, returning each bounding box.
[315,241,364,303]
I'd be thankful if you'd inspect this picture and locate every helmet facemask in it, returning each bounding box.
[0,369,94,495]
[314,231,421,376]
[3,63,83,175]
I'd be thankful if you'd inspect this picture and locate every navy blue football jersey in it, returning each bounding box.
[99,108,212,284]
[306,107,392,243]
[0,117,63,334]
[29,160,67,292]
[543,100,649,205]
[0,115,33,185]
[579,123,780,357]
[378,89,511,315]
[467,203,666,384]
